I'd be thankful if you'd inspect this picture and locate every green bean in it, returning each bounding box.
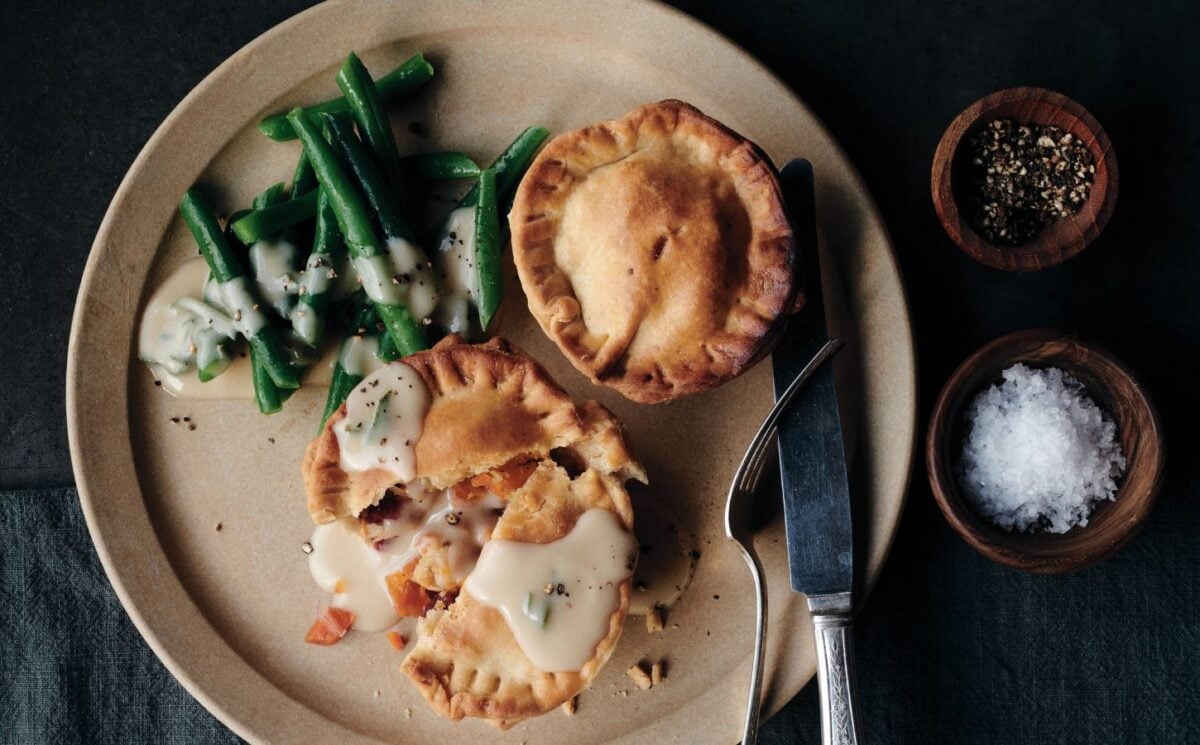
[473,168,502,330]
[287,108,379,252]
[247,183,296,409]
[259,53,434,141]
[253,182,287,210]
[174,297,237,338]
[292,152,318,197]
[336,52,405,196]
[250,345,285,414]
[230,189,318,244]
[401,151,480,180]
[286,107,427,356]
[180,189,242,283]
[179,188,300,389]
[323,112,438,334]
[291,185,343,347]
[376,320,401,361]
[312,187,346,260]
[376,303,425,353]
[320,365,360,429]
[459,127,550,208]
[319,296,375,430]
[318,298,403,430]
[184,298,235,383]
[196,342,232,383]
[288,123,344,347]
[323,112,411,241]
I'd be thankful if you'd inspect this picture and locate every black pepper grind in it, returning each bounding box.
[965,119,1096,245]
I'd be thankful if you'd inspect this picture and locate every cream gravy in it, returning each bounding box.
[386,237,439,321]
[309,518,400,632]
[247,238,299,317]
[139,258,255,398]
[333,362,430,480]
[338,334,382,377]
[463,508,638,673]
[431,207,478,336]
[138,258,339,399]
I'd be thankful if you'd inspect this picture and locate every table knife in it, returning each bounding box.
[772,158,864,745]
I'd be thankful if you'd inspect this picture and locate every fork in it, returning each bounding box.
[723,337,843,745]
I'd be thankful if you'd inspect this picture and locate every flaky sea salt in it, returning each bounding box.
[958,364,1126,533]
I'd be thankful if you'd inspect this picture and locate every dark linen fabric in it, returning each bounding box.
[1,489,239,745]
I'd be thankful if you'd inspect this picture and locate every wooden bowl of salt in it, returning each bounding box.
[926,329,1164,573]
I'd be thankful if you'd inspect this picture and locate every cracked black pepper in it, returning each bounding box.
[965,119,1096,245]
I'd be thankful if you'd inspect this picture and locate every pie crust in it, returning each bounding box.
[510,99,800,403]
[301,336,645,728]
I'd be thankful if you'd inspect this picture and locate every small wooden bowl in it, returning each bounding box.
[931,87,1119,271]
[926,329,1164,573]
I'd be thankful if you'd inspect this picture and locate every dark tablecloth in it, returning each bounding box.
[1,488,238,745]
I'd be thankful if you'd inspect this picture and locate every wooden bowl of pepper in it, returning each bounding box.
[931,87,1118,271]
[926,329,1165,573]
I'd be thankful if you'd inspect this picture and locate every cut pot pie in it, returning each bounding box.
[301,336,645,729]
[510,99,802,403]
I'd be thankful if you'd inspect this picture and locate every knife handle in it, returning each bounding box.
[809,593,863,745]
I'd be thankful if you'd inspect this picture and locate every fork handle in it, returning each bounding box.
[808,593,863,745]
[733,543,767,745]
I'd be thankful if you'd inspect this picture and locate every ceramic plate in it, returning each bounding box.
[67,1,915,742]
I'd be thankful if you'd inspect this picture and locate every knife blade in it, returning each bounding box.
[773,158,853,598]
[773,158,863,745]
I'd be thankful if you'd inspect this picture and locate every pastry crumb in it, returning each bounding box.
[405,708,412,719]
[645,605,665,633]
[627,662,653,690]
[373,690,380,698]
[214,522,222,532]
[561,696,578,716]
[651,659,665,686]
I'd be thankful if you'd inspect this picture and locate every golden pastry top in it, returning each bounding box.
[511,99,800,403]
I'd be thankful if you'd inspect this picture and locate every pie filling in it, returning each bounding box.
[307,454,536,635]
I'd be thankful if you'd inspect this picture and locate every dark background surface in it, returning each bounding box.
[2,0,1198,743]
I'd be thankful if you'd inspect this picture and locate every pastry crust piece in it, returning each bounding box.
[303,336,642,523]
[403,428,637,730]
[510,99,800,403]
[301,336,646,729]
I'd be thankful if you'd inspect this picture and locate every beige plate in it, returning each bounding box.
[66,1,915,743]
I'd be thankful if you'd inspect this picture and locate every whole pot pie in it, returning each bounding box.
[510,99,801,403]
[301,336,645,729]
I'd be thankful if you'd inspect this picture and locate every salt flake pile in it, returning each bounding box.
[958,364,1127,533]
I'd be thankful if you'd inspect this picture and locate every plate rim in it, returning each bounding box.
[66,1,917,742]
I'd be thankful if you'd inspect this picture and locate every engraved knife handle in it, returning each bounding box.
[808,593,863,745]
